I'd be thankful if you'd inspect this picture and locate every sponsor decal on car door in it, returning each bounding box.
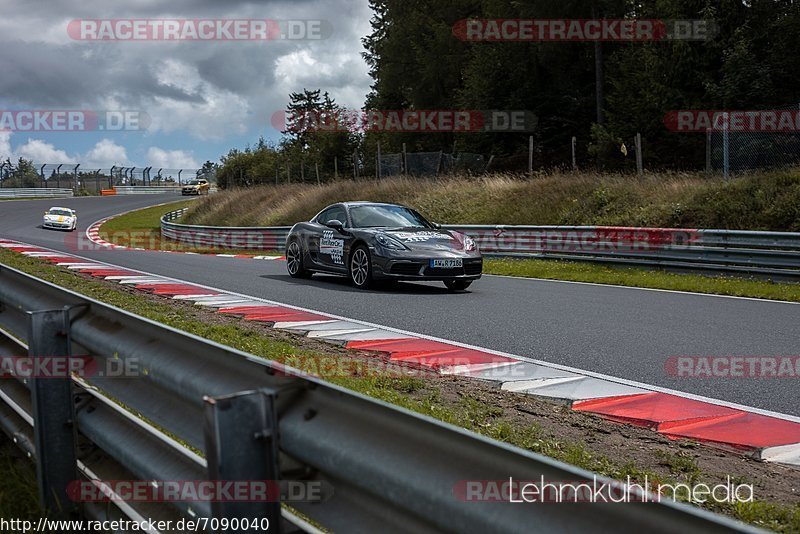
[320,230,345,265]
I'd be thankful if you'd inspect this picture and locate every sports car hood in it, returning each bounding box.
[380,227,471,252]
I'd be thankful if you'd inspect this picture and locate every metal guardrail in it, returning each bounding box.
[0,188,74,199]
[160,209,800,279]
[161,208,291,250]
[0,263,750,532]
[114,186,182,195]
[115,185,218,195]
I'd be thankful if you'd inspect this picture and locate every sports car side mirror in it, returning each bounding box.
[431,222,442,229]
[326,219,346,232]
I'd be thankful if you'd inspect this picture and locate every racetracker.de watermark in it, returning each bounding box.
[0,110,148,132]
[664,110,800,133]
[468,227,698,254]
[68,19,331,41]
[271,109,538,133]
[67,229,280,252]
[453,19,716,42]
[665,356,800,378]
[273,356,526,379]
[68,480,332,503]
[0,355,141,379]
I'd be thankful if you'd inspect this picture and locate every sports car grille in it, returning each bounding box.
[423,267,462,276]
[390,262,423,275]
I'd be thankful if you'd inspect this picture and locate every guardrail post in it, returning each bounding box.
[203,389,281,533]
[27,309,79,519]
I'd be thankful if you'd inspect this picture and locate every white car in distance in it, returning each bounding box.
[42,207,77,231]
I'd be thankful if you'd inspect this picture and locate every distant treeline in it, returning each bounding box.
[218,1,800,188]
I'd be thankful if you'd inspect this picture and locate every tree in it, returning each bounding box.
[3,158,41,188]
[198,160,220,182]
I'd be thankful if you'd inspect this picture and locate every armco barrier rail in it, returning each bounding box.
[0,188,74,199]
[161,208,800,279]
[0,264,750,533]
[161,208,291,251]
[114,185,182,195]
[115,185,218,195]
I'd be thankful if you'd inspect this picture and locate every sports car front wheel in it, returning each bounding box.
[349,245,373,289]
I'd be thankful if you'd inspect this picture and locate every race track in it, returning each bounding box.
[1,195,798,416]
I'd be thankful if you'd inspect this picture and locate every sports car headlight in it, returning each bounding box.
[463,235,477,252]
[376,233,407,250]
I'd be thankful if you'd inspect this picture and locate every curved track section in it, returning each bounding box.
[0,197,798,417]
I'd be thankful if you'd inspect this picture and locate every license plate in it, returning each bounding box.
[430,259,462,268]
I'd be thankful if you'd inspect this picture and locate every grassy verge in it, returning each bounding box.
[484,257,800,302]
[0,438,41,519]
[181,170,800,231]
[97,200,281,255]
[1,247,798,531]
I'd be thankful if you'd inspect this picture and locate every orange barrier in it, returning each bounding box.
[100,188,116,196]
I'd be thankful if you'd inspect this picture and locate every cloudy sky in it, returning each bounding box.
[0,0,373,169]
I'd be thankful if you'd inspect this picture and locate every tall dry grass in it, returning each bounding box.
[181,169,800,231]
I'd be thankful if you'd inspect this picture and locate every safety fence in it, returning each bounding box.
[0,188,74,199]
[161,209,800,279]
[0,263,748,532]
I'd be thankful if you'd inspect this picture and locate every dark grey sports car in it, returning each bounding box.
[285,202,482,290]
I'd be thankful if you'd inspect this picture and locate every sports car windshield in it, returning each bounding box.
[48,209,72,216]
[187,180,201,185]
[350,205,431,228]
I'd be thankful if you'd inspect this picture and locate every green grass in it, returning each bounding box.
[484,257,800,302]
[99,200,194,236]
[98,200,281,255]
[1,247,799,531]
[0,439,41,520]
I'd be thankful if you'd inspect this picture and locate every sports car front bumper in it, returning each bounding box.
[43,220,74,229]
[370,248,482,281]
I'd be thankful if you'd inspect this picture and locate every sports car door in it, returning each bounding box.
[314,205,349,272]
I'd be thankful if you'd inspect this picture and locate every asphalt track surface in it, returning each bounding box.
[1,194,798,416]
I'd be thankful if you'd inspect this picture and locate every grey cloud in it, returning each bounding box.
[0,0,372,139]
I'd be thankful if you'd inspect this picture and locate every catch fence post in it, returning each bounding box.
[571,136,577,171]
[376,142,382,181]
[528,136,533,179]
[634,133,643,177]
[722,112,730,180]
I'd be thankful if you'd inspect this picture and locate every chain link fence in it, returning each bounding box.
[378,151,485,177]
[0,162,207,193]
[708,104,800,177]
